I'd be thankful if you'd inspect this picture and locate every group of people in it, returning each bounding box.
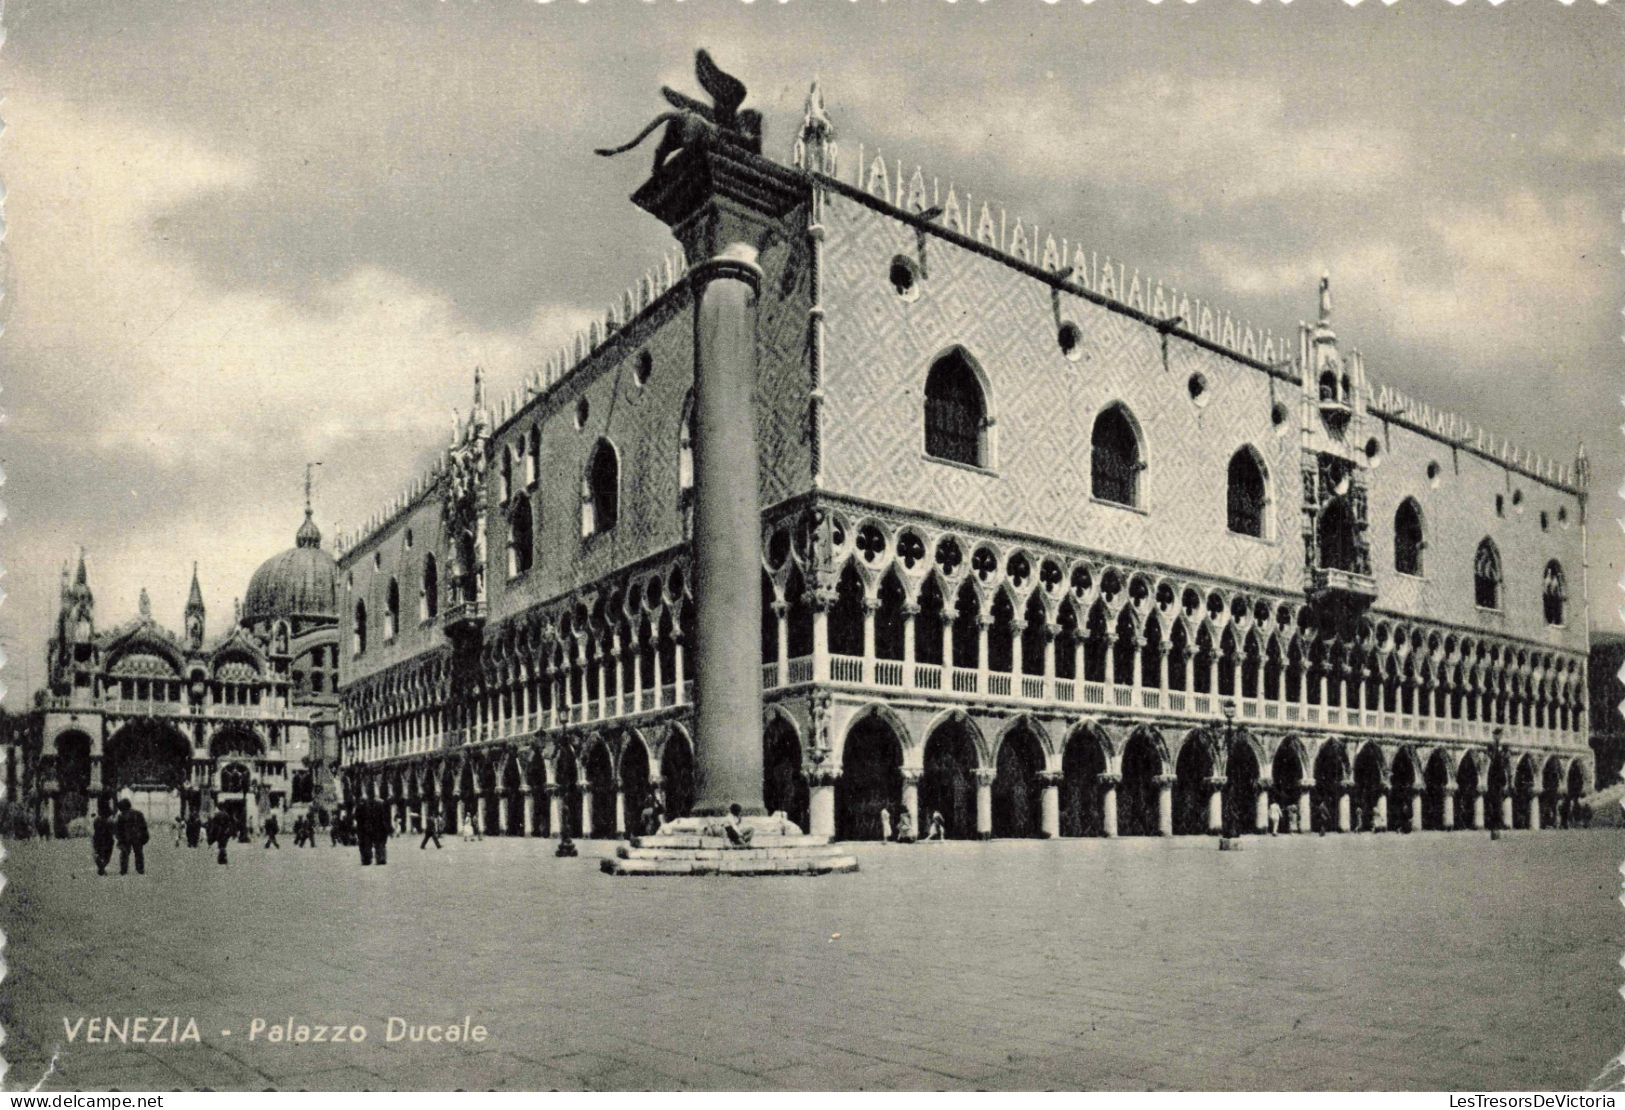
[875,806,948,843]
[90,799,149,876]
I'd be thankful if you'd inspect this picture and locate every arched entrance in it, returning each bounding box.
[836,714,903,841]
[502,758,524,835]
[620,737,654,835]
[106,720,194,829]
[1541,758,1563,827]
[1173,733,1213,835]
[1272,741,1306,833]
[1352,745,1385,831]
[528,757,551,836]
[53,730,95,830]
[659,732,694,820]
[1060,731,1106,837]
[762,717,809,832]
[585,742,616,838]
[1223,739,1261,836]
[1390,750,1417,831]
[992,724,1045,838]
[920,719,979,840]
[1423,751,1452,830]
[1312,743,1346,832]
[1455,756,1481,831]
[1119,729,1163,836]
[1487,752,1510,831]
[1512,756,1536,830]
[554,749,583,838]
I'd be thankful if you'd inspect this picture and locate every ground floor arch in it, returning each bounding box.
[1223,739,1261,835]
[1060,731,1107,837]
[837,714,903,841]
[1118,729,1163,837]
[762,716,809,832]
[659,732,694,820]
[992,724,1046,838]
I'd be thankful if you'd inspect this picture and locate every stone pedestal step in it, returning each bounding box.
[616,843,852,863]
[631,833,829,850]
[601,853,859,877]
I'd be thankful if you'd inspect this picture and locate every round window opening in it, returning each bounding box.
[1494,493,1505,517]
[372,552,382,570]
[1363,437,1382,466]
[1057,321,1083,361]
[404,528,414,550]
[575,397,590,429]
[1539,510,1550,531]
[1558,506,1569,527]
[1187,372,1210,407]
[1512,488,1524,513]
[889,255,921,301]
[634,351,653,387]
[1426,461,1441,487]
[1270,401,1289,434]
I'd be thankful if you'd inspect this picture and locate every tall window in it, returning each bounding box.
[583,439,619,537]
[1317,499,1357,571]
[421,554,438,620]
[353,600,368,656]
[500,448,513,502]
[526,427,540,486]
[384,579,400,639]
[1091,404,1143,507]
[1474,538,1502,610]
[509,498,535,576]
[1226,448,1267,537]
[923,350,987,467]
[1543,560,1566,625]
[1395,498,1425,576]
[679,392,695,498]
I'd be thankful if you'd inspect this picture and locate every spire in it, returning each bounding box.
[185,562,206,647]
[297,463,323,548]
[138,586,152,621]
[1317,270,1332,327]
[795,79,836,174]
[74,546,89,588]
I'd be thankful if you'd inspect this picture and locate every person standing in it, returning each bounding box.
[173,813,185,848]
[894,808,915,844]
[92,809,116,876]
[420,811,443,850]
[114,798,149,876]
[879,806,893,843]
[460,813,475,842]
[264,812,281,849]
[207,809,233,865]
[1267,798,1282,837]
[359,796,390,866]
[925,810,946,841]
[185,811,202,848]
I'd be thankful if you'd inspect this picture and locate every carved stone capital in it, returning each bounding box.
[974,768,998,787]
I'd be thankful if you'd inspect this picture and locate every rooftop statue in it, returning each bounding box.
[595,49,763,174]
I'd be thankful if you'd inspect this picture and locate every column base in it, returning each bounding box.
[599,815,858,876]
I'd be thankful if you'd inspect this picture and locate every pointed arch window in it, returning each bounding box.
[500,448,513,503]
[1395,498,1425,576]
[679,392,695,500]
[1317,499,1357,572]
[583,439,620,537]
[353,600,368,656]
[509,497,535,576]
[923,349,988,467]
[526,426,540,487]
[1226,447,1267,537]
[1542,560,1566,626]
[384,579,400,640]
[1474,538,1502,610]
[420,554,439,621]
[1091,403,1143,508]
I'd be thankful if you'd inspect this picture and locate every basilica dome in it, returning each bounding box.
[242,510,338,626]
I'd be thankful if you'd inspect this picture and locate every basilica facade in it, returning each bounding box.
[334,87,1592,844]
[37,504,341,833]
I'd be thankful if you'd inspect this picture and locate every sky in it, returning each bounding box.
[2,1,1621,699]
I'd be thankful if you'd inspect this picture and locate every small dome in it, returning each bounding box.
[243,511,337,625]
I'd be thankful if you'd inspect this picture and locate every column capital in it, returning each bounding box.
[1205,774,1229,789]
[805,767,840,788]
[974,768,998,787]
[901,603,922,619]
[1153,774,1177,787]
[861,596,882,614]
[1043,622,1061,639]
[900,767,924,786]
[1036,771,1064,787]
[1009,619,1028,635]
[1096,774,1122,788]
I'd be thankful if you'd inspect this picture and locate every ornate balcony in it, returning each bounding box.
[440,598,487,640]
[1308,566,1378,606]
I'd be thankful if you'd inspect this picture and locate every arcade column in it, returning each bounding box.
[1410,786,1425,832]
[546,784,563,839]
[974,769,995,839]
[807,769,837,838]
[900,769,922,836]
[1038,772,1061,839]
[1441,785,1456,830]
[520,786,536,836]
[1254,782,1271,834]
[1336,782,1352,833]
[1297,782,1314,834]
[1205,775,1226,835]
[1155,775,1175,837]
[1098,774,1120,838]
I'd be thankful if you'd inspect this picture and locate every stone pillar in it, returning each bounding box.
[976,617,991,690]
[497,793,511,834]
[1099,774,1120,838]
[1528,790,1542,830]
[1441,785,1456,830]
[478,794,490,834]
[974,768,995,839]
[1206,775,1225,835]
[1156,775,1175,837]
[1104,633,1118,686]
[1039,772,1061,839]
[1010,620,1026,680]
[861,597,878,675]
[580,786,594,837]
[1373,792,1388,832]
[1500,792,1514,831]
[942,617,956,683]
[1255,784,1270,834]
[521,788,536,836]
[901,605,918,691]
[672,635,686,705]
[808,770,837,839]
[1411,786,1424,832]
[900,768,921,835]
[1470,791,1485,831]
[614,785,627,837]
[1298,784,1313,834]
[774,601,789,688]
[1158,642,1171,695]
[1336,783,1351,833]
[1042,623,1057,693]
[548,785,563,838]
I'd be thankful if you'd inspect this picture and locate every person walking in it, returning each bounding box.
[92,809,116,876]
[895,807,915,844]
[420,811,443,850]
[358,796,390,866]
[1267,797,1282,837]
[460,813,475,842]
[925,810,946,841]
[264,812,281,849]
[207,809,233,865]
[114,798,149,876]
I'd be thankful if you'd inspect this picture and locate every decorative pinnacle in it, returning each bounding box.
[802,79,832,139]
[1317,270,1332,327]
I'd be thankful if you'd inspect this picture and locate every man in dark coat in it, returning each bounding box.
[91,809,116,876]
[185,811,202,848]
[359,797,390,866]
[263,812,281,849]
[207,809,233,865]
[114,798,149,875]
